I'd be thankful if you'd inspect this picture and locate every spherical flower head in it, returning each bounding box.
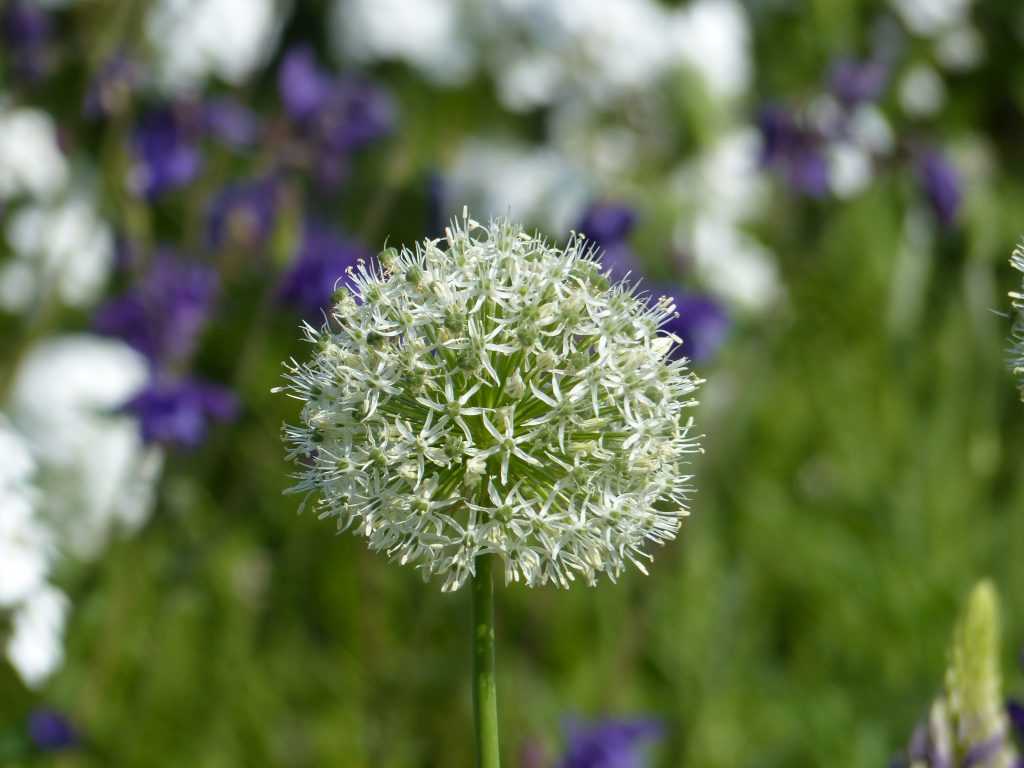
[276,213,703,591]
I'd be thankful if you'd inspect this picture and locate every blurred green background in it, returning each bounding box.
[1,0,1023,765]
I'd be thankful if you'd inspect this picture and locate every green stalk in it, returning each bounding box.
[472,554,501,768]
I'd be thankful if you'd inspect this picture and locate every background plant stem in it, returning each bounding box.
[472,554,501,768]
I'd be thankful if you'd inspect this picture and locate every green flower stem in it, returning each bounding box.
[472,554,501,768]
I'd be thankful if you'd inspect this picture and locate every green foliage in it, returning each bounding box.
[3,0,1024,766]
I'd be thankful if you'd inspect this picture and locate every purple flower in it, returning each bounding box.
[558,718,663,768]
[1,2,53,82]
[278,45,332,121]
[962,735,1007,766]
[577,202,637,245]
[426,170,446,238]
[94,254,218,366]
[203,98,261,149]
[129,107,202,199]
[278,221,369,316]
[124,377,239,448]
[598,243,640,283]
[830,58,887,109]
[84,53,140,118]
[27,710,78,752]
[917,149,961,228]
[1009,699,1024,740]
[276,45,395,187]
[661,292,729,362]
[207,177,279,250]
[314,79,395,154]
[757,105,830,199]
[577,202,640,281]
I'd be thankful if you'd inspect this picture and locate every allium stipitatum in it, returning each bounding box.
[276,213,703,591]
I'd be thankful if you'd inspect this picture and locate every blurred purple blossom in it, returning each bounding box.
[578,202,637,245]
[1,1,53,82]
[94,254,219,366]
[112,233,141,273]
[1008,699,1024,740]
[276,45,394,187]
[917,149,961,228]
[203,98,261,149]
[27,710,78,752]
[558,718,663,768]
[129,107,202,199]
[577,202,640,281]
[84,53,140,118]
[279,45,331,121]
[278,221,369,315]
[830,58,887,109]
[962,736,1007,766]
[757,105,830,198]
[207,177,279,250]
[313,80,395,154]
[124,377,239,448]
[426,170,445,238]
[662,292,730,362]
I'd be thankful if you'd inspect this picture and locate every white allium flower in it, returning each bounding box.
[278,215,703,591]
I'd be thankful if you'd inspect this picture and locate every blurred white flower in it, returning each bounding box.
[332,0,475,85]
[677,129,764,223]
[6,586,69,689]
[847,105,895,156]
[446,140,591,234]
[935,25,984,71]
[828,142,873,199]
[147,0,284,91]
[0,418,50,609]
[686,214,781,312]
[668,130,780,312]
[1,195,114,312]
[0,108,68,202]
[332,0,751,109]
[891,0,973,37]
[668,0,750,101]
[8,335,163,560]
[899,64,947,117]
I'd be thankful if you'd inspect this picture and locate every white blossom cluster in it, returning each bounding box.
[0,416,69,689]
[145,0,285,92]
[0,106,114,313]
[332,0,750,110]
[0,336,162,688]
[278,215,702,591]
